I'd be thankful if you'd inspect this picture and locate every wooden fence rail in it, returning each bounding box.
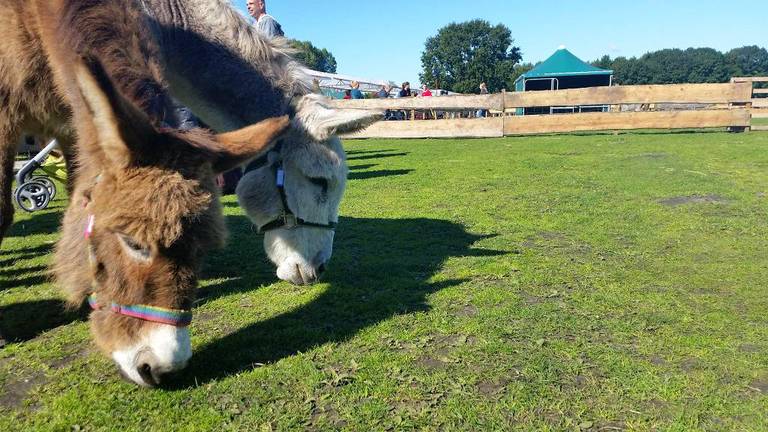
[333,82,755,139]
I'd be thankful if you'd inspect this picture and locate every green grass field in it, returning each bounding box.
[752,117,768,127]
[2,131,767,430]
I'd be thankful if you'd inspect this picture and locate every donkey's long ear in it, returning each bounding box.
[294,95,382,142]
[72,61,157,168]
[212,116,290,173]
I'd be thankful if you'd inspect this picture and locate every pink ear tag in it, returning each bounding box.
[84,214,96,239]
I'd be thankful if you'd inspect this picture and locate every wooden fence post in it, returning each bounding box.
[501,89,507,137]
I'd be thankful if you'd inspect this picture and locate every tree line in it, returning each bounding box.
[592,46,768,85]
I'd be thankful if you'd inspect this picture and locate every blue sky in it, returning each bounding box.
[233,0,768,86]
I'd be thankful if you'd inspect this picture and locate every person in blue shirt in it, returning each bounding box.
[376,85,391,98]
[350,81,364,99]
[247,0,284,38]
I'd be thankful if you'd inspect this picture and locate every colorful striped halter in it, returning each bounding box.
[83,184,192,327]
[88,293,192,327]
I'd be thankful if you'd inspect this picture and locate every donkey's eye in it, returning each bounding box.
[117,234,152,262]
[307,177,329,190]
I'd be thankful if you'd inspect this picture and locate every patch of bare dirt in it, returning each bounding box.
[658,194,730,207]
[306,405,347,430]
[640,398,675,421]
[476,378,509,398]
[738,344,761,353]
[595,420,627,430]
[48,345,92,369]
[434,334,472,348]
[747,379,768,394]
[454,305,478,318]
[573,375,589,388]
[522,231,566,249]
[559,373,592,392]
[637,152,669,159]
[522,231,594,259]
[520,293,545,305]
[416,356,449,370]
[679,357,701,373]
[0,371,47,410]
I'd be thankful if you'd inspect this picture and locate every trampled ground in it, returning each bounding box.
[1,131,767,430]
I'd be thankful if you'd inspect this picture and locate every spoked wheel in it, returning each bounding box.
[14,181,51,212]
[31,177,57,200]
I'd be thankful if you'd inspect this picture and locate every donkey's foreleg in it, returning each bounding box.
[0,117,20,248]
[55,134,77,196]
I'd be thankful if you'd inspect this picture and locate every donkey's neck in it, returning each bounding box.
[141,0,309,132]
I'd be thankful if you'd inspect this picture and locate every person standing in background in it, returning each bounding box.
[377,85,391,98]
[246,0,284,38]
[398,82,412,97]
[477,82,489,118]
[350,81,364,99]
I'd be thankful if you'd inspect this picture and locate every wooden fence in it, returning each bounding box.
[732,77,768,129]
[331,82,754,139]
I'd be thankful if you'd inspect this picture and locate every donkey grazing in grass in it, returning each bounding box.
[129,0,382,284]
[0,0,288,386]
[0,0,381,285]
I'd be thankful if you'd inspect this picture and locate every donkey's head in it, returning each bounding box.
[63,60,288,387]
[236,94,381,285]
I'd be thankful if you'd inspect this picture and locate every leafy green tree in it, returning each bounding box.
[592,55,613,70]
[607,56,654,85]
[726,46,768,77]
[507,63,534,89]
[289,40,337,73]
[595,47,754,85]
[420,20,522,93]
[685,48,730,83]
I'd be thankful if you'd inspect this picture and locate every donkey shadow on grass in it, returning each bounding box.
[171,215,504,388]
[345,149,398,156]
[0,211,502,387]
[346,152,409,162]
[348,169,414,181]
[0,240,87,343]
[0,300,88,344]
[4,207,63,239]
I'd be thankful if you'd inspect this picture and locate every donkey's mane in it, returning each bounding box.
[61,0,169,123]
[158,0,311,97]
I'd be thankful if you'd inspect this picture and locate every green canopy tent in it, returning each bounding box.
[514,47,613,115]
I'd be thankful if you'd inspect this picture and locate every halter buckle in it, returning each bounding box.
[282,213,298,229]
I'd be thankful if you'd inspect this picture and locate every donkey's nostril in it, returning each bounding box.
[317,263,326,275]
[137,363,159,387]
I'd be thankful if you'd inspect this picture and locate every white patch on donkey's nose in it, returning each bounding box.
[112,325,191,387]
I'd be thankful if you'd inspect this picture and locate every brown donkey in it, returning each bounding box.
[0,0,288,386]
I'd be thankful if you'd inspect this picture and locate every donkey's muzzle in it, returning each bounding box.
[112,325,192,387]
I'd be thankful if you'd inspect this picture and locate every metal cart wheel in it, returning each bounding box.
[14,181,51,212]
[31,176,57,200]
